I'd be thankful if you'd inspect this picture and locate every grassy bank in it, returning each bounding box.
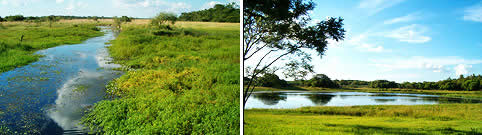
[0,21,103,73]
[81,22,240,134]
[252,86,482,99]
[245,104,482,135]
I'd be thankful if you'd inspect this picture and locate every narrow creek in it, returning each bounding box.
[0,27,122,134]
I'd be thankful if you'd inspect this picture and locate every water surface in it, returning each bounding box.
[245,91,480,109]
[0,27,121,134]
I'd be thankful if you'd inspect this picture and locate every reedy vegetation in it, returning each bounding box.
[0,22,103,73]
[81,21,240,134]
[245,104,482,135]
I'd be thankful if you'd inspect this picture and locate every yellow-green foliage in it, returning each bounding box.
[245,104,482,135]
[81,22,240,134]
[0,22,103,72]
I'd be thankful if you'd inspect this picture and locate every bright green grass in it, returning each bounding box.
[0,22,103,72]
[245,104,482,135]
[81,22,240,134]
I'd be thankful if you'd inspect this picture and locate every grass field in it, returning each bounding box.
[0,21,103,72]
[252,86,482,99]
[245,104,482,135]
[80,21,240,134]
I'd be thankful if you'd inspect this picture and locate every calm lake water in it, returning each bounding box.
[245,91,481,109]
[0,27,121,134]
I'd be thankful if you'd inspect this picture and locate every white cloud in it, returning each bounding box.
[372,56,482,75]
[463,2,482,22]
[112,0,192,14]
[358,0,405,15]
[454,64,472,76]
[202,1,222,9]
[385,24,431,43]
[346,34,390,53]
[384,13,419,25]
[56,0,64,4]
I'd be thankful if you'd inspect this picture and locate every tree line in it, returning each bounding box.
[249,73,482,91]
[0,15,135,22]
[178,2,239,23]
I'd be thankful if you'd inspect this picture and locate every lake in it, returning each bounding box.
[245,91,480,109]
[0,27,121,134]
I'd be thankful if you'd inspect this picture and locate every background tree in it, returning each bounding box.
[112,16,122,30]
[151,12,177,29]
[178,3,240,22]
[307,74,339,88]
[243,0,345,107]
[5,15,25,21]
[44,15,59,28]
[92,16,98,22]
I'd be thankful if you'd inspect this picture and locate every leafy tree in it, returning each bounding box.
[120,16,132,22]
[178,3,239,22]
[151,12,177,29]
[243,0,346,107]
[256,73,288,88]
[92,16,98,22]
[0,16,4,22]
[112,16,122,30]
[5,15,25,21]
[307,74,339,88]
[45,15,59,28]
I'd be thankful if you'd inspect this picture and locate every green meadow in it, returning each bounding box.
[0,22,103,72]
[80,21,240,134]
[245,104,482,135]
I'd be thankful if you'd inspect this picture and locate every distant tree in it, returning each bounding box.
[120,16,132,23]
[308,74,339,88]
[5,15,25,21]
[0,16,4,22]
[151,12,177,29]
[256,73,288,88]
[112,16,122,30]
[92,16,98,22]
[243,0,345,107]
[45,15,59,28]
[178,3,240,22]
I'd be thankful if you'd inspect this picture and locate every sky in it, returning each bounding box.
[0,0,239,18]
[247,0,482,83]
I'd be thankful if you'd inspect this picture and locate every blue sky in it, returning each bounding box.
[246,0,482,83]
[305,0,482,82]
[0,0,239,18]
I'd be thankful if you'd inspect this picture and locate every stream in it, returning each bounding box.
[0,27,122,134]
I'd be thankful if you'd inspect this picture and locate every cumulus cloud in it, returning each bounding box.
[384,12,419,25]
[385,24,431,43]
[463,2,482,22]
[202,1,222,9]
[454,64,472,76]
[372,56,482,75]
[358,0,405,15]
[112,0,192,14]
[347,34,390,53]
[56,0,64,4]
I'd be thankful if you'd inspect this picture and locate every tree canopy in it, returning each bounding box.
[243,0,345,107]
[178,3,239,22]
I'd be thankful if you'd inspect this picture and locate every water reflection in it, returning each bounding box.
[0,27,122,134]
[252,92,287,105]
[245,91,481,109]
[373,98,397,103]
[307,94,335,105]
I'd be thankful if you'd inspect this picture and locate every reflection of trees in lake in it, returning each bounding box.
[307,94,335,105]
[373,98,396,103]
[252,93,287,105]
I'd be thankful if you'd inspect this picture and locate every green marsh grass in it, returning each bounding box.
[245,104,482,135]
[81,22,240,134]
[0,21,103,72]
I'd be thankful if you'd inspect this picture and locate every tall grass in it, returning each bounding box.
[0,22,103,72]
[81,22,240,134]
[245,104,482,135]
